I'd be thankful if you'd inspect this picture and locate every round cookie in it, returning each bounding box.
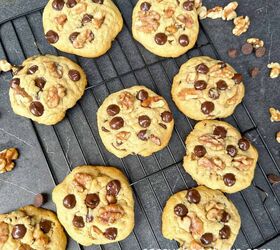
[97,86,174,158]
[172,56,245,120]
[52,165,134,246]
[9,54,87,125]
[43,0,123,58]
[132,0,199,57]
[184,120,258,193]
[0,205,67,250]
[162,186,241,250]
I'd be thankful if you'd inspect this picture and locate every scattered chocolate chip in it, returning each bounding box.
[241,43,253,55]
[174,204,188,217]
[221,211,230,223]
[136,89,149,101]
[68,69,80,81]
[179,35,189,47]
[40,220,52,234]
[183,1,194,11]
[35,77,46,90]
[138,115,151,128]
[238,138,250,151]
[107,104,120,116]
[92,0,104,3]
[72,215,85,228]
[12,224,27,239]
[200,233,214,245]
[249,67,260,78]
[196,63,209,74]
[223,173,236,187]
[213,126,227,138]
[34,193,46,207]
[155,33,167,45]
[140,2,151,11]
[227,48,238,58]
[45,30,59,44]
[52,0,65,10]
[161,111,173,123]
[194,80,207,90]
[194,145,206,158]
[109,117,124,130]
[208,88,220,100]
[106,180,121,196]
[63,194,76,209]
[216,80,228,90]
[66,0,77,8]
[201,101,214,115]
[232,73,243,84]
[69,32,80,43]
[226,145,237,157]
[255,47,266,58]
[137,130,148,141]
[186,189,201,204]
[82,14,93,25]
[159,123,167,129]
[10,78,20,88]
[85,193,100,209]
[27,65,38,75]
[219,225,231,239]
[267,174,280,185]
[29,102,44,117]
[104,227,117,240]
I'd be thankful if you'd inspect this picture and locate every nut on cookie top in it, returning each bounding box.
[43,0,123,57]
[97,86,174,158]
[162,186,241,250]
[0,205,67,250]
[172,56,245,120]
[9,54,87,125]
[184,120,258,193]
[132,0,199,57]
[52,166,134,246]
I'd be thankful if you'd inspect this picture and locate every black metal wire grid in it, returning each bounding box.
[0,1,280,249]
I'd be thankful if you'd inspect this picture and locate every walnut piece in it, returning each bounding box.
[247,38,264,49]
[141,96,164,108]
[205,200,225,221]
[176,14,194,28]
[188,212,203,236]
[0,59,12,73]
[177,216,191,232]
[232,155,254,171]
[46,85,66,108]
[55,14,67,26]
[98,204,125,224]
[72,172,92,192]
[206,6,223,19]
[118,91,135,110]
[164,6,175,18]
[267,63,280,79]
[73,29,94,49]
[276,132,280,143]
[116,131,131,145]
[269,107,280,122]
[135,10,161,33]
[90,225,103,240]
[198,134,225,151]
[178,88,200,100]
[150,134,161,146]
[0,148,19,174]
[222,1,238,20]
[0,222,9,245]
[93,12,105,29]
[209,63,235,78]
[45,61,63,79]
[74,2,87,14]
[197,6,207,20]
[198,156,226,170]
[165,24,178,34]
[232,16,250,36]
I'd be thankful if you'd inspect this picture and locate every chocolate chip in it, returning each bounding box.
[216,80,228,90]
[194,80,207,90]
[218,62,227,68]
[201,101,214,115]
[137,130,148,141]
[196,63,209,74]
[232,73,243,84]
[241,43,253,55]
[85,193,100,209]
[161,111,173,123]
[68,69,81,81]
[227,48,238,58]
[140,2,151,11]
[249,67,260,78]
[10,78,20,88]
[179,35,189,47]
[213,126,227,138]
[52,0,65,10]
[69,32,80,43]
[186,189,201,204]
[45,30,59,44]
[66,0,77,8]
[155,33,167,45]
[35,77,46,90]
[174,204,188,217]
[82,14,93,25]
[136,89,149,101]
[221,211,230,223]
[29,102,44,117]
[27,65,38,75]
[267,174,280,185]
[106,180,121,196]
[34,193,46,207]
[72,215,85,228]
[226,145,237,157]
[219,225,231,239]
[138,115,151,128]
[208,88,220,100]
[109,117,124,130]
[104,227,117,240]
[223,173,236,187]
[12,224,27,239]
[63,194,76,209]
[107,104,120,116]
[183,1,194,11]
[92,0,104,3]
[200,233,214,245]
[238,138,250,151]
[255,47,266,58]
[40,220,52,234]
[194,145,206,158]
[159,123,167,129]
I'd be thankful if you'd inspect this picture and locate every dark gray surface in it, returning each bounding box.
[0,0,279,249]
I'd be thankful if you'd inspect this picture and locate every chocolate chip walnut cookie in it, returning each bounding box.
[97,86,174,158]
[172,56,245,120]
[184,120,258,193]
[0,205,67,250]
[162,186,241,250]
[43,0,123,58]
[52,166,134,246]
[9,55,87,125]
[132,0,199,57]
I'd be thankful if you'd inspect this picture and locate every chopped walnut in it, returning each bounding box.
[276,132,280,143]
[55,14,67,26]
[198,134,225,151]
[209,63,235,78]
[222,1,238,20]
[232,16,250,36]
[205,200,225,221]
[72,172,92,192]
[91,225,103,239]
[232,155,254,171]
[74,2,87,14]
[150,134,161,146]
[188,212,203,236]
[98,204,125,224]
[46,85,66,108]
[45,61,63,79]
[176,14,194,28]
[141,96,164,108]
[135,10,161,33]
[0,59,12,73]
[206,6,223,19]
[73,29,94,49]
[197,6,207,20]
[93,12,105,29]
[247,38,264,49]
[269,108,280,122]
[0,222,9,245]
[178,88,200,100]
[165,24,178,34]
[226,87,239,105]
[118,91,135,110]
[116,131,131,145]
[164,6,175,18]
[267,63,280,79]
[198,156,226,170]
[177,216,191,232]
[0,148,19,174]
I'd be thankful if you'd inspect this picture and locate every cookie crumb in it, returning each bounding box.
[269,108,280,122]
[227,48,238,58]
[267,62,280,78]
[0,148,19,173]
[0,59,12,73]
[232,16,250,36]
[249,67,260,78]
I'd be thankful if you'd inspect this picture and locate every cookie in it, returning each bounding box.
[132,0,199,57]
[162,186,241,250]
[97,86,174,158]
[0,205,67,250]
[52,165,134,246]
[172,56,245,120]
[184,120,258,193]
[43,0,123,58]
[9,54,87,125]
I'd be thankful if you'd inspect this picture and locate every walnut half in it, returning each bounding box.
[232,16,250,36]
[269,107,280,122]
[267,63,280,79]
[0,148,19,174]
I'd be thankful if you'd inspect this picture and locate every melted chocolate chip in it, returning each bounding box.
[85,193,100,209]
[201,101,214,115]
[63,194,76,209]
[68,69,81,81]
[194,80,207,90]
[35,77,46,90]
[69,32,80,43]
[238,138,250,151]
[194,145,206,158]
[45,30,59,44]
[183,1,194,11]
[10,78,20,89]
[29,102,44,117]
[40,220,52,234]
[140,2,151,11]
[72,215,85,228]
[174,204,188,217]
[267,174,280,185]
[219,225,231,239]
[104,227,117,240]
[27,65,38,75]
[186,189,201,204]
[107,104,120,116]
[136,89,149,101]
[159,123,167,129]
[216,80,228,90]
[221,211,231,223]
[208,88,220,100]
[232,73,243,84]
[82,14,93,25]
[137,130,148,141]
[196,63,209,74]
[52,0,65,10]
[213,126,227,138]
[200,233,214,245]
[138,115,151,128]
[179,34,189,47]
[161,111,173,123]
[106,180,121,196]
[66,0,77,8]
[223,173,236,187]
[92,0,104,3]
[12,224,27,239]
[109,117,124,130]
[226,145,237,157]
[155,33,167,45]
